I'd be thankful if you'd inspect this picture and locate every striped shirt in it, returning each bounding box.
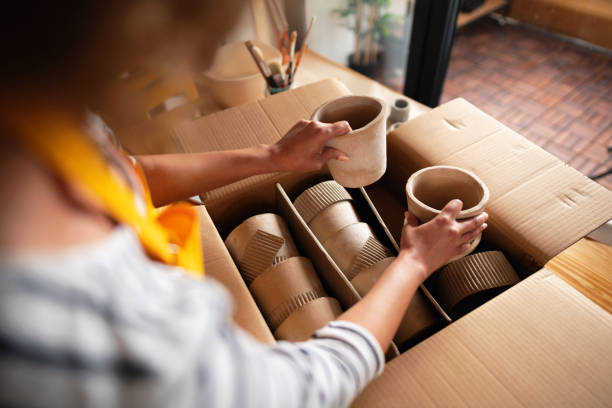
[0,226,384,407]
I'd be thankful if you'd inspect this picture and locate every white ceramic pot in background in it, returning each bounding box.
[406,165,490,261]
[195,41,281,108]
[311,95,387,188]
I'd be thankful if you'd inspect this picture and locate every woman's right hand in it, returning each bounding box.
[399,199,488,281]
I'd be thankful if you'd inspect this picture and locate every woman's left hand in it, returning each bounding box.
[268,119,351,173]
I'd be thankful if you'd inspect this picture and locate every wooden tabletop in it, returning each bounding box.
[111,49,612,314]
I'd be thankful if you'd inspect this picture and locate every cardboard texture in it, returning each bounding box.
[169,78,351,206]
[352,269,612,407]
[175,82,612,405]
[434,250,520,316]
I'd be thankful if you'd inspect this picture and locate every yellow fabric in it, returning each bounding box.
[6,111,204,278]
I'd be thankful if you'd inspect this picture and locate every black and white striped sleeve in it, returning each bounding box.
[198,317,385,408]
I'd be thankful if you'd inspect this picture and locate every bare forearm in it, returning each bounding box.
[337,252,425,351]
[136,145,279,207]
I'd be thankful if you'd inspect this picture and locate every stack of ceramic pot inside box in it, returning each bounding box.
[225,213,342,341]
[294,181,440,347]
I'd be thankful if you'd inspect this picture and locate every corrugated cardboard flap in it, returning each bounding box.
[352,268,612,407]
[169,79,352,204]
[388,98,612,266]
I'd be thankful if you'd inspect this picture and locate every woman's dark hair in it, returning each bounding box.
[0,2,110,85]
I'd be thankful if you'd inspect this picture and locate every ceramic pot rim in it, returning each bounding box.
[311,95,386,135]
[406,165,490,219]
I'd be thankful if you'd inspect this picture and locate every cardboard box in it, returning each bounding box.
[171,79,612,405]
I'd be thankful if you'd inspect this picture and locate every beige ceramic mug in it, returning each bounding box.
[311,95,387,188]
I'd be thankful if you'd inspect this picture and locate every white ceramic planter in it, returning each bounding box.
[388,98,410,123]
[406,165,489,261]
[195,41,281,108]
[311,95,387,188]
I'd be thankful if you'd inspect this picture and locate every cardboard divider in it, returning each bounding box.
[356,186,451,322]
[277,178,452,351]
[274,182,400,358]
[210,175,392,350]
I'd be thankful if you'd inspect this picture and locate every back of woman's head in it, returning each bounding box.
[0,0,245,101]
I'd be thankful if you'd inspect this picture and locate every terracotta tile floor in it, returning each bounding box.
[441,18,612,190]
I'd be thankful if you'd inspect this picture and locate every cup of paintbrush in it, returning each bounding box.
[245,40,277,90]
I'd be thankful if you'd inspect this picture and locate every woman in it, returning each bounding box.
[0,1,487,407]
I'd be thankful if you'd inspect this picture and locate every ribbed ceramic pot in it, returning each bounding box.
[249,257,326,331]
[311,95,387,188]
[225,213,299,266]
[274,297,343,342]
[309,201,360,244]
[293,180,359,244]
[406,165,489,261]
[321,222,374,274]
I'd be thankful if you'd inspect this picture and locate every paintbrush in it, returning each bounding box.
[244,41,276,88]
[268,60,285,88]
[292,16,316,80]
[287,30,297,85]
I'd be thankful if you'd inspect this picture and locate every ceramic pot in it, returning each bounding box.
[309,201,360,244]
[293,180,353,222]
[195,41,281,108]
[225,213,299,267]
[350,257,440,347]
[322,222,374,274]
[389,98,410,124]
[350,257,396,297]
[293,180,360,243]
[322,222,392,279]
[274,297,343,342]
[249,257,326,330]
[406,165,489,261]
[435,251,519,314]
[311,95,387,188]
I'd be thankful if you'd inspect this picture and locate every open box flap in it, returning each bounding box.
[352,268,612,407]
[167,79,351,204]
[387,98,612,268]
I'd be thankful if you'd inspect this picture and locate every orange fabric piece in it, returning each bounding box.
[4,109,204,278]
